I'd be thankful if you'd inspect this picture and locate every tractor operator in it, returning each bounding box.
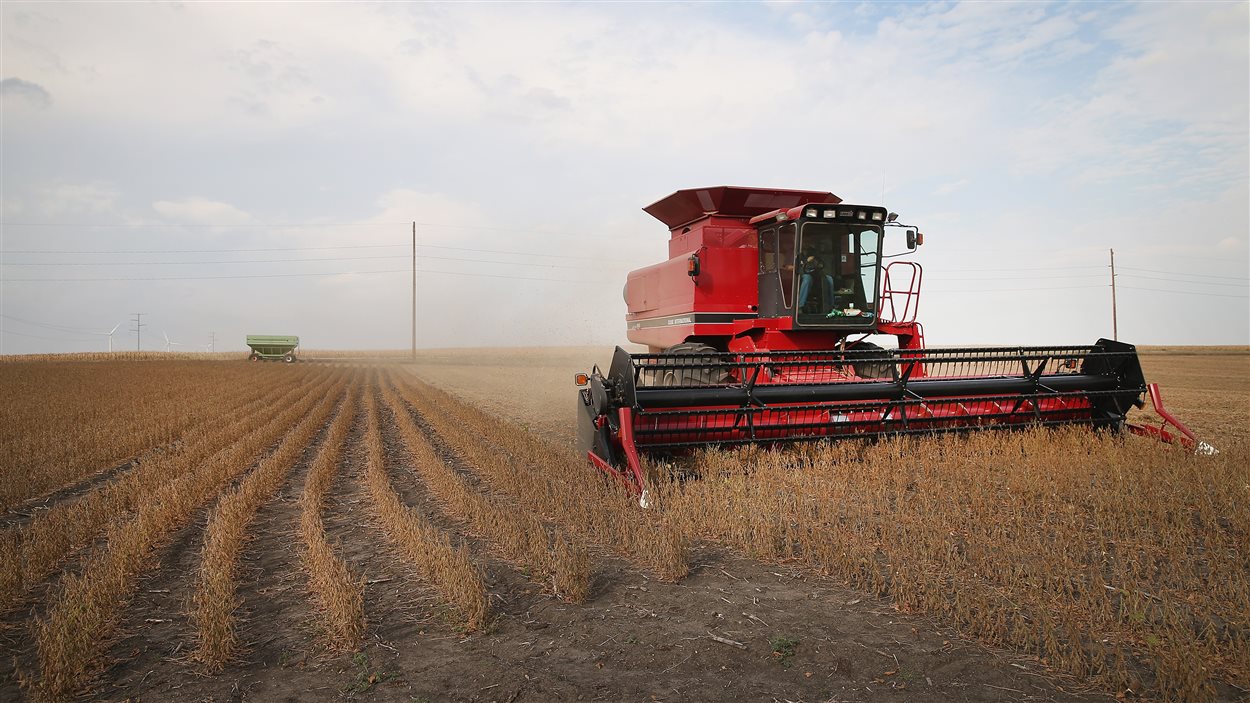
[797,244,836,314]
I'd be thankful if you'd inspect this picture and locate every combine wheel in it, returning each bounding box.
[851,341,892,379]
[657,342,732,386]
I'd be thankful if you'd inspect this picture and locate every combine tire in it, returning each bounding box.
[851,341,892,379]
[657,342,732,387]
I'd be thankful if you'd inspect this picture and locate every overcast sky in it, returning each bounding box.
[2,1,1247,354]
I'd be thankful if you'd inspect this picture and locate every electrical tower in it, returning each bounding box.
[130,313,146,351]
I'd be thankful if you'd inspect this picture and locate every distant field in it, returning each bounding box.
[1138,345,1250,355]
[0,350,1245,702]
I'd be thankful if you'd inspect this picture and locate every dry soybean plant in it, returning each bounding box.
[0,361,290,508]
[33,371,344,698]
[0,367,332,614]
[191,383,348,669]
[662,429,1250,702]
[379,378,590,602]
[359,385,489,631]
[297,388,367,651]
[391,374,688,581]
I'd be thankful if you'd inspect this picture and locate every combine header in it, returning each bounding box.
[575,187,1212,501]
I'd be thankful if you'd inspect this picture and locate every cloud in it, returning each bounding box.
[151,197,252,225]
[32,183,119,217]
[1001,3,1248,195]
[0,2,1245,352]
[0,77,52,108]
[932,179,969,197]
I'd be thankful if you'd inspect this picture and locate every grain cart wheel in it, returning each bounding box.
[248,352,261,362]
[283,353,295,363]
[851,341,892,379]
[658,342,732,386]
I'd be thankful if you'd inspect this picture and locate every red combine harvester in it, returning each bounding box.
[575,186,1213,502]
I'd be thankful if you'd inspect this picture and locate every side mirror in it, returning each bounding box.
[906,230,917,250]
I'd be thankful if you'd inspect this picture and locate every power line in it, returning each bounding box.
[1117,266,1248,282]
[419,243,608,261]
[0,328,99,342]
[1,253,596,270]
[927,274,1105,281]
[0,314,107,334]
[925,284,1108,293]
[0,221,411,229]
[1118,274,1248,289]
[1,244,407,254]
[935,265,1106,272]
[0,219,593,238]
[4,267,600,283]
[1118,286,1250,300]
[1,242,614,262]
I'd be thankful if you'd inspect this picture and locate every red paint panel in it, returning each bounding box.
[644,186,841,230]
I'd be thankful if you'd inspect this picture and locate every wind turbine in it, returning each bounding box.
[162,331,184,353]
[105,323,121,353]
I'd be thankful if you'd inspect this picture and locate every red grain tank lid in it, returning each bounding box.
[643,186,842,229]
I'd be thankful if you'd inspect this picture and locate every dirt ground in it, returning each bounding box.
[1,348,1244,702]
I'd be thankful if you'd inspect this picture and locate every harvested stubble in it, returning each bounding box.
[661,429,1250,703]
[0,361,285,509]
[393,374,687,581]
[360,386,488,631]
[0,367,333,614]
[379,377,590,602]
[0,351,242,364]
[34,370,346,698]
[298,389,366,650]
[191,384,349,669]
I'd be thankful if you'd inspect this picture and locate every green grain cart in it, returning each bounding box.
[246,335,300,363]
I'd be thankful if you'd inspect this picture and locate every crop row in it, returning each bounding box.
[359,381,489,631]
[0,361,296,508]
[659,429,1250,701]
[33,369,346,697]
[191,382,350,669]
[389,373,687,581]
[379,378,590,601]
[297,387,367,650]
[0,366,334,614]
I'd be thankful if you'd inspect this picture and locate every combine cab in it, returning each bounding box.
[576,187,1212,501]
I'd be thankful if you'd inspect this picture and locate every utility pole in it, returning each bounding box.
[209,331,216,353]
[1109,248,1118,341]
[412,221,417,361]
[130,312,146,351]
